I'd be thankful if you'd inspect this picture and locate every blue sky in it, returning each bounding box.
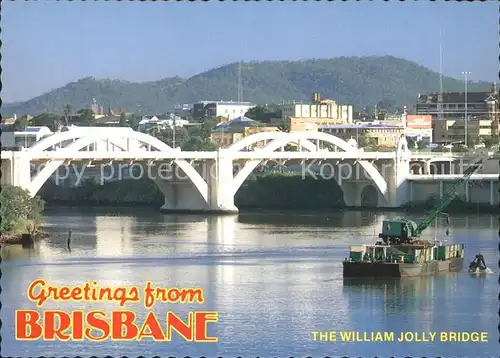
[2,1,497,103]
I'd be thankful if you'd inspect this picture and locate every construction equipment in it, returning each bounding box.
[378,160,483,245]
[413,159,482,237]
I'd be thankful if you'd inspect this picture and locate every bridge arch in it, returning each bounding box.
[26,130,208,200]
[228,131,388,198]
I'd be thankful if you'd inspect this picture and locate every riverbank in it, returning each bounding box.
[38,175,500,213]
[0,231,50,245]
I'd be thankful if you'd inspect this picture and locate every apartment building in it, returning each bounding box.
[416,88,499,121]
[192,101,255,120]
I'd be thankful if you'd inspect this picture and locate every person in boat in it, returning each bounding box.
[469,254,487,272]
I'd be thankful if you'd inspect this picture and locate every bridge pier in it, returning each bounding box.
[153,152,238,214]
[342,182,364,207]
[385,159,410,208]
[1,152,31,188]
[206,152,238,213]
[156,180,211,213]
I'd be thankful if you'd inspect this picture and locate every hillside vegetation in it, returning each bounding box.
[3,56,492,116]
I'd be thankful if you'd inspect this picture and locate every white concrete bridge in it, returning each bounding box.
[1,127,499,212]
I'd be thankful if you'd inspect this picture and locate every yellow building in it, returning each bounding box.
[279,92,354,132]
[319,124,404,148]
[287,117,346,132]
[210,116,280,148]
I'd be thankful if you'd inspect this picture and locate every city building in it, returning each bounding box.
[210,116,280,148]
[137,114,189,133]
[319,123,404,148]
[1,126,53,149]
[192,101,255,120]
[432,118,498,144]
[280,92,354,132]
[416,86,499,121]
[404,114,433,143]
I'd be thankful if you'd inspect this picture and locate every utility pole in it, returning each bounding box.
[438,30,444,122]
[461,71,471,147]
[237,61,242,102]
[172,104,180,148]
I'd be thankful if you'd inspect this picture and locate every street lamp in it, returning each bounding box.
[461,71,471,147]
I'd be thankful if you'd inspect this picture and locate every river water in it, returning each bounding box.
[1,207,498,357]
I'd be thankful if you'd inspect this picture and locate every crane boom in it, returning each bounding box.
[413,159,483,236]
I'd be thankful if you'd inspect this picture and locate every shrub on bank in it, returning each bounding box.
[0,185,45,235]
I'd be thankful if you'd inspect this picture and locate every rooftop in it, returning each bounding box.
[417,91,498,104]
[212,116,270,132]
[319,124,402,130]
[196,101,254,106]
[22,126,52,133]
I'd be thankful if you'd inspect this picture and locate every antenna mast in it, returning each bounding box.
[438,29,444,122]
[237,61,242,102]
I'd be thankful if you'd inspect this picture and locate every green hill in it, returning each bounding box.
[1,56,492,116]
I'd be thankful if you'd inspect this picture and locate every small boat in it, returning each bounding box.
[468,254,488,274]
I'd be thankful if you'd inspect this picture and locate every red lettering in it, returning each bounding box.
[15,310,43,340]
[137,311,166,341]
[43,310,72,340]
[111,311,138,340]
[86,310,110,341]
[71,311,84,340]
[166,312,193,341]
[194,312,218,342]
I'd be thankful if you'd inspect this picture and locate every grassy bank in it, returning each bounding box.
[38,175,499,213]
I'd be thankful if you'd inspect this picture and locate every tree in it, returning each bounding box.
[277,118,290,132]
[0,185,45,235]
[12,116,29,131]
[155,126,189,148]
[119,112,127,127]
[245,105,280,123]
[129,113,142,130]
[482,136,498,149]
[30,113,63,132]
[63,104,72,126]
[406,136,417,149]
[181,136,218,151]
[77,108,95,124]
[376,99,397,111]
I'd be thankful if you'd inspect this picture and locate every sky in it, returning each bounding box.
[1,1,498,103]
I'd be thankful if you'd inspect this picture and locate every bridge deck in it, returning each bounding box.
[407,174,500,181]
[2,150,494,161]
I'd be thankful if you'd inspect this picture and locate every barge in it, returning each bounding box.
[343,235,464,278]
[343,159,483,279]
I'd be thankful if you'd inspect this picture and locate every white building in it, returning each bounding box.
[192,101,255,120]
[137,114,189,133]
[0,126,53,149]
[59,125,143,151]
[281,102,353,123]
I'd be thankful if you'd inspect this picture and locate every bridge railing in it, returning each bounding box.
[409,151,498,158]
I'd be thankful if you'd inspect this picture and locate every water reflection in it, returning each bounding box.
[238,210,380,228]
[343,277,434,316]
[0,209,498,357]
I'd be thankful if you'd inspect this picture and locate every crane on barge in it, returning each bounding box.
[378,159,483,245]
